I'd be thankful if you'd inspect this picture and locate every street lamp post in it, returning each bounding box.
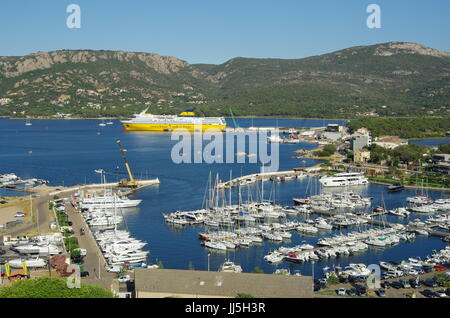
[98,254,101,279]
[207,253,210,272]
[311,261,315,293]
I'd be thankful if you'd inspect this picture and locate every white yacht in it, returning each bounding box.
[219,260,243,273]
[12,243,60,255]
[319,172,369,187]
[8,257,46,268]
[80,195,141,209]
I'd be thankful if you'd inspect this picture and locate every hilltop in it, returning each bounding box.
[1,42,450,118]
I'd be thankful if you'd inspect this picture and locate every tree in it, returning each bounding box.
[326,273,339,286]
[236,293,255,298]
[252,267,264,274]
[438,143,450,154]
[0,277,114,298]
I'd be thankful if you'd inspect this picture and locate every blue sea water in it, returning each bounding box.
[410,139,450,147]
[0,118,449,277]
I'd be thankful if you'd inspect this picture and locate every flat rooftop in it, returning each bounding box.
[134,268,313,298]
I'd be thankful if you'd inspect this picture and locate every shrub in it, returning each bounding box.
[0,277,114,298]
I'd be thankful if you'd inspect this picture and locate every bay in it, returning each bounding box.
[0,118,448,277]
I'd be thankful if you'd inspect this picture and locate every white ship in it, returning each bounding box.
[80,195,142,209]
[121,109,226,132]
[319,172,369,187]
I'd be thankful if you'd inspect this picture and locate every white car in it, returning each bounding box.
[118,275,131,283]
[107,265,123,273]
[14,212,25,218]
[337,288,346,296]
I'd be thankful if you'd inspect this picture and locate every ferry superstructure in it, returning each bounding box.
[121,109,226,132]
[319,172,369,187]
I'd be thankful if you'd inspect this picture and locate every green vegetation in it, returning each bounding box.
[64,237,79,253]
[434,272,450,289]
[365,142,450,188]
[439,143,450,153]
[348,117,450,139]
[314,145,337,157]
[56,210,69,227]
[0,277,114,298]
[2,43,450,119]
[252,267,264,274]
[236,293,255,298]
[367,144,431,165]
[325,273,340,286]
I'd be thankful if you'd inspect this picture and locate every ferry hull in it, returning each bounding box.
[121,123,226,132]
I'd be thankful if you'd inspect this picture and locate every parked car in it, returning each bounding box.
[118,275,131,283]
[107,265,123,273]
[337,288,346,296]
[0,200,8,204]
[421,289,437,298]
[409,278,421,288]
[391,281,403,289]
[14,212,25,218]
[434,265,445,272]
[346,288,357,296]
[355,285,367,296]
[423,278,438,287]
[339,276,349,284]
[400,279,411,289]
[381,281,390,289]
[376,288,386,297]
[80,271,90,277]
[434,290,447,298]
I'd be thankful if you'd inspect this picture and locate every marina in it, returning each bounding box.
[0,117,449,280]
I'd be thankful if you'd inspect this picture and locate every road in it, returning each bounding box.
[65,202,115,289]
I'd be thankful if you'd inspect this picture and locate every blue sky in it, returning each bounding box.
[0,0,449,64]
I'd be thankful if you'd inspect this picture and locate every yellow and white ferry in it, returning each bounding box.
[121,109,227,132]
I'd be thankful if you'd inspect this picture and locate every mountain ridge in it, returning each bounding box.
[1,41,449,118]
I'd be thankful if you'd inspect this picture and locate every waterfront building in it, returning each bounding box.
[354,149,371,164]
[321,131,342,141]
[351,135,372,151]
[373,136,408,150]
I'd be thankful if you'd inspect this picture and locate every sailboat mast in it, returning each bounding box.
[229,170,232,206]
[261,164,264,202]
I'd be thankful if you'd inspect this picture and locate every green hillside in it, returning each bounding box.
[1,42,450,118]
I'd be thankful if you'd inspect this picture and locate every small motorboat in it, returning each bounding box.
[388,183,405,192]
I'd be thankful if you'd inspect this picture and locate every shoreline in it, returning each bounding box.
[369,180,450,192]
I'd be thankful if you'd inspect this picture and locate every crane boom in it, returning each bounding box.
[116,140,137,187]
